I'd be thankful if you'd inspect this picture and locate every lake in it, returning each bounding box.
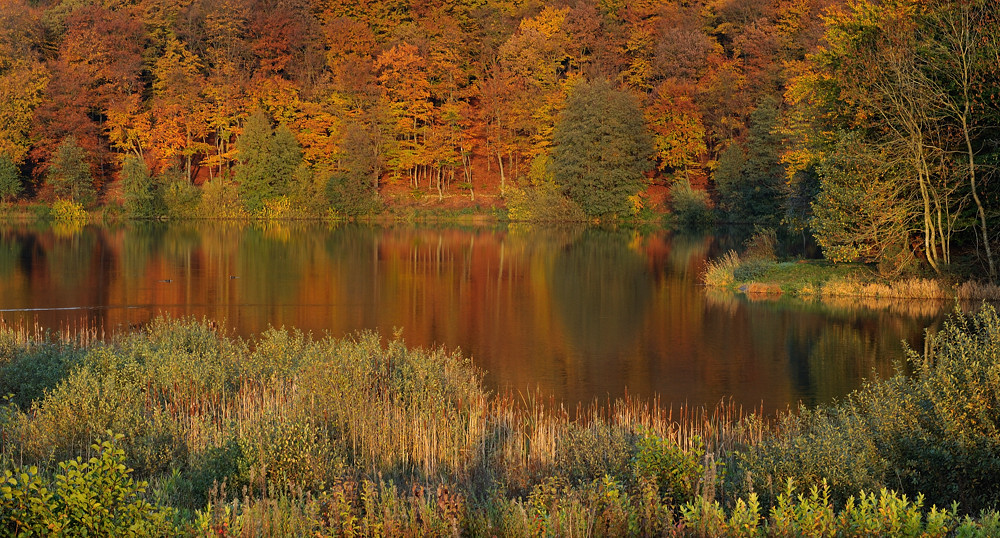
[0,221,948,412]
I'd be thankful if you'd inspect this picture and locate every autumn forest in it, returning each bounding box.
[0,0,996,275]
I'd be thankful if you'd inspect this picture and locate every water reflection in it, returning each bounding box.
[0,222,946,411]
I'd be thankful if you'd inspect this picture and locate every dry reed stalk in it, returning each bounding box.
[957,281,1000,301]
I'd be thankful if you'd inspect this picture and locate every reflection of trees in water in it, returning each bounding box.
[238,224,311,306]
[324,223,379,308]
[121,222,167,280]
[0,234,20,278]
[786,324,878,406]
[741,299,937,407]
[666,232,711,281]
[160,222,203,265]
[505,224,585,256]
[550,229,652,359]
[46,226,96,289]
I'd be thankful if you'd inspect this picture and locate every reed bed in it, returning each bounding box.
[957,280,1000,301]
[821,277,951,299]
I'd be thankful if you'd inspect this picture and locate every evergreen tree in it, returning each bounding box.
[714,142,747,220]
[121,155,156,217]
[236,111,273,213]
[714,96,786,225]
[327,122,380,216]
[550,79,653,218]
[236,112,304,213]
[48,136,95,205]
[267,124,303,195]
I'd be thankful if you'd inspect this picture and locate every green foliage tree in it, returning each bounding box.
[715,96,785,225]
[550,79,653,218]
[120,155,156,218]
[236,111,274,213]
[810,133,917,272]
[0,155,22,202]
[47,136,95,205]
[669,179,713,228]
[326,122,380,217]
[236,112,305,214]
[267,124,303,193]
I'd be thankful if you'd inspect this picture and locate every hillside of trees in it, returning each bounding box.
[0,0,998,274]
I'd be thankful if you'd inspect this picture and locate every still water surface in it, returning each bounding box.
[0,222,948,411]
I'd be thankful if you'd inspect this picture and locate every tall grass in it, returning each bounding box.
[701,250,741,288]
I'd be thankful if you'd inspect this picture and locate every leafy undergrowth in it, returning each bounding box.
[3,307,1000,535]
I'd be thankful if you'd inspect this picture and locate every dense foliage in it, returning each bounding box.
[3,308,1000,535]
[0,0,997,267]
[0,0,832,218]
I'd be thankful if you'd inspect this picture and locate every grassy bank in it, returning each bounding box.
[3,310,1000,535]
[701,232,1000,303]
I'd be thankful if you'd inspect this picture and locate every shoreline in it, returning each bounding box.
[703,256,1000,302]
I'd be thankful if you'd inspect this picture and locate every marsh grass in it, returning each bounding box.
[701,250,741,288]
[5,312,1000,535]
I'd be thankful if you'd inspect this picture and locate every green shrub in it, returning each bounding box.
[326,170,381,217]
[740,305,1000,514]
[1,433,175,536]
[633,431,704,505]
[0,156,23,203]
[742,226,778,261]
[198,176,246,219]
[505,184,586,222]
[159,169,201,219]
[679,480,967,537]
[669,180,714,228]
[0,333,85,409]
[732,257,775,282]
[238,413,339,492]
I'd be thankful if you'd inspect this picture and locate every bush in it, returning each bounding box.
[742,227,778,261]
[505,185,586,222]
[159,170,201,219]
[1,433,175,536]
[326,171,381,217]
[633,431,704,505]
[669,180,713,228]
[0,332,85,409]
[51,199,88,223]
[732,258,775,282]
[740,305,1000,514]
[680,480,964,537]
[0,156,23,203]
[198,176,245,219]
